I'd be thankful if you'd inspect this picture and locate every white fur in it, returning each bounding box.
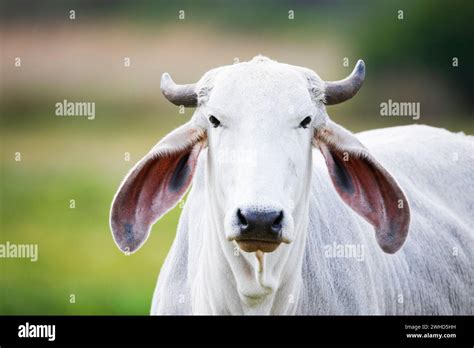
[150,57,473,314]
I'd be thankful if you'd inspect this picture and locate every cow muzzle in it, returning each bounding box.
[233,208,286,253]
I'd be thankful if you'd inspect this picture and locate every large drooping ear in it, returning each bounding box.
[314,121,410,253]
[110,121,206,254]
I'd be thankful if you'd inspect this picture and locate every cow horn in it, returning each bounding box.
[161,73,198,107]
[324,60,365,105]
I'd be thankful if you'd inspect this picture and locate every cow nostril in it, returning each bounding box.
[272,211,284,231]
[237,209,248,228]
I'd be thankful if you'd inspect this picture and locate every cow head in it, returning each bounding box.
[110,56,410,265]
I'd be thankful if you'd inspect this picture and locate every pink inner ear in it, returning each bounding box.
[111,142,203,253]
[319,143,410,254]
[138,150,197,227]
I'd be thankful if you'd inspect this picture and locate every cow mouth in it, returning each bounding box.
[235,239,281,253]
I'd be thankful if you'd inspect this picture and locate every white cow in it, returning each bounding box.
[110,56,473,315]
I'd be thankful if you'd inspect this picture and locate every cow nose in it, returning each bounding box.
[236,208,283,238]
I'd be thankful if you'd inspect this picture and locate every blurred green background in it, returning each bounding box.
[1,0,472,314]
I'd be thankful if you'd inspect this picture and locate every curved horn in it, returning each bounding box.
[161,73,198,107]
[324,59,365,105]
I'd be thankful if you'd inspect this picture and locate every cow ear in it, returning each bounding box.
[314,121,410,253]
[110,122,206,254]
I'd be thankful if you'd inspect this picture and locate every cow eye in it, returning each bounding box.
[209,115,221,128]
[299,116,312,129]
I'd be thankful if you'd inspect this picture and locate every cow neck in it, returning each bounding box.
[193,186,308,315]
